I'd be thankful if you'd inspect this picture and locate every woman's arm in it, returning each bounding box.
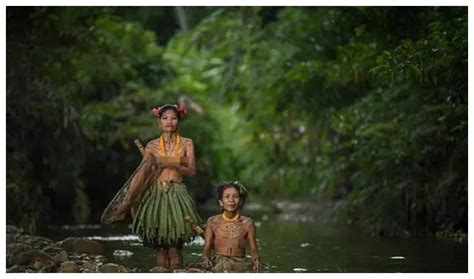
[203,219,214,269]
[247,219,261,272]
[167,139,196,176]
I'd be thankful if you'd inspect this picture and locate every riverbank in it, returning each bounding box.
[6,225,204,273]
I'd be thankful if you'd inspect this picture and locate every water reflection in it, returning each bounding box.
[60,224,102,230]
[84,235,140,242]
[184,236,204,246]
[113,249,134,257]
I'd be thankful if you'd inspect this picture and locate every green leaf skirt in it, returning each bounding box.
[132,181,202,248]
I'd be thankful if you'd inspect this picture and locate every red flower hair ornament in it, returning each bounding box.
[151,104,188,118]
[151,107,161,117]
[176,104,188,116]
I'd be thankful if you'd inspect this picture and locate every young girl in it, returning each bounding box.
[202,181,261,272]
[101,104,202,271]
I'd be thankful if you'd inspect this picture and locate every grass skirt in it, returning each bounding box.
[132,181,202,248]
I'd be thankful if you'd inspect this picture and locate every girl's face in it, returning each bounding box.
[219,187,241,213]
[159,109,179,133]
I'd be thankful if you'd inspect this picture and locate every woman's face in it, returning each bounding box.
[219,187,241,213]
[159,109,179,133]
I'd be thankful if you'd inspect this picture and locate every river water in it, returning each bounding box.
[41,209,467,273]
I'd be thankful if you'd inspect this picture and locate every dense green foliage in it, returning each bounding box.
[7,7,467,239]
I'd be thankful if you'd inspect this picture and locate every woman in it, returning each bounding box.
[101,104,202,271]
[202,181,261,272]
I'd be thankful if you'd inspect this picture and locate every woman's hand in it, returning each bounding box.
[180,156,189,167]
[202,256,212,270]
[252,259,261,272]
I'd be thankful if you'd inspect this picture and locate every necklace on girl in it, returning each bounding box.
[159,134,181,156]
[222,212,240,222]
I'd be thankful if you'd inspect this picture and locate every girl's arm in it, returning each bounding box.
[247,219,261,272]
[167,139,196,176]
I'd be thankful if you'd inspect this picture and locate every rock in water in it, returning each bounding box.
[16,235,53,249]
[6,225,23,235]
[60,261,80,273]
[7,243,33,267]
[7,264,27,273]
[7,233,19,244]
[149,266,169,273]
[98,263,129,273]
[173,269,188,273]
[42,245,66,257]
[54,251,69,263]
[7,243,33,259]
[80,260,95,270]
[12,249,54,267]
[187,267,205,273]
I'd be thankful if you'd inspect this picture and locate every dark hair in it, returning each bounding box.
[215,181,248,210]
[158,104,181,120]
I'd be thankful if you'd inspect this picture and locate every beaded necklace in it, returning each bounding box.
[159,134,181,157]
[222,212,240,222]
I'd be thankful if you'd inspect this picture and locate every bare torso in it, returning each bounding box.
[207,215,253,257]
[146,136,195,182]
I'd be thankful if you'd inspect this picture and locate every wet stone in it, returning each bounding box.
[98,263,129,273]
[54,251,69,263]
[94,255,107,262]
[12,249,54,267]
[69,255,81,261]
[7,233,19,244]
[17,235,53,249]
[42,246,66,256]
[6,225,23,235]
[33,255,57,272]
[149,266,169,273]
[60,261,80,273]
[7,264,26,273]
[52,241,64,248]
[7,243,33,267]
[80,260,95,270]
[187,267,205,273]
[7,243,34,259]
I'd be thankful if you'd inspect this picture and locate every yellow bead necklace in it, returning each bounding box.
[159,134,181,156]
[222,212,240,222]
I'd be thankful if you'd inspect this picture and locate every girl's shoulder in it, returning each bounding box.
[180,136,193,146]
[240,215,255,225]
[147,137,161,146]
[206,214,221,228]
[207,214,221,223]
[144,138,161,153]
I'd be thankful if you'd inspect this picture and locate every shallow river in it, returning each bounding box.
[41,209,467,273]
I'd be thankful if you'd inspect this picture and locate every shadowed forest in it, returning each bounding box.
[7,6,467,243]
